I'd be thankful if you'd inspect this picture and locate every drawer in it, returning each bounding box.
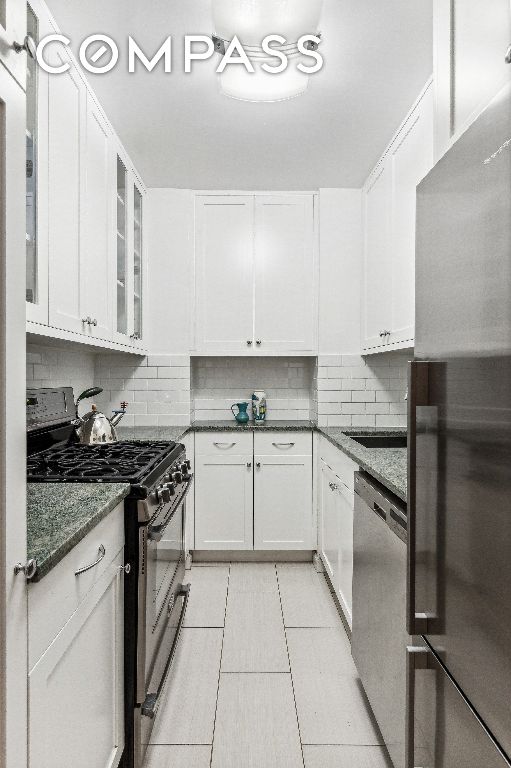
[319,435,358,493]
[28,502,124,668]
[254,431,312,456]
[195,431,253,455]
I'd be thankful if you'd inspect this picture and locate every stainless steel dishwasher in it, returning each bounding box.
[352,471,408,768]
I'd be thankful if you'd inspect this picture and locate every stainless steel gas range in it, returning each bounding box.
[26,387,192,768]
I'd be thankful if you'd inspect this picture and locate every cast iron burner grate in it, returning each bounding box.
[27,440,177,484]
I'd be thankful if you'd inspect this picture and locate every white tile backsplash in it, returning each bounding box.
[315,351,410,428]
[26,343,191,426]
[191,357,315,422]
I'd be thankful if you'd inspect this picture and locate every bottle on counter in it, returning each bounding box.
[251,391,267,425]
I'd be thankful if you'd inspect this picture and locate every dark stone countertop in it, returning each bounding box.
[116,425,189,443]
[27,483,130,581]
[191,420,316,432]
[319,428,407,502]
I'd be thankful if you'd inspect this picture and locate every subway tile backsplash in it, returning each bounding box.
[191,357,315,422]
[26,342,191,427]
[314,351,410,428]
[26,343,409,429]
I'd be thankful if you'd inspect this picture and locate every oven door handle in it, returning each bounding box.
[141,583,190,719]
[148,476,193,542]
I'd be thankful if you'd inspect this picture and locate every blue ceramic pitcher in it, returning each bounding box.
[231,402,250,424]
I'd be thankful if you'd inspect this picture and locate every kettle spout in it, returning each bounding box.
[110,401,128,428]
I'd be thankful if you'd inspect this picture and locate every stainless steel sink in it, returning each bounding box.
[349,434,407,449]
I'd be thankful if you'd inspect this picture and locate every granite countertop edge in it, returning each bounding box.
[27,483,130,582]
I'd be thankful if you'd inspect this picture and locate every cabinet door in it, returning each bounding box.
[362,161,392,351]
[319,461,340,593]
[83,94,112,341]
[194,454,253,549]
[195,196,254,353]
[254,195,316,353]
[0,0,26,87]
[334,479,354,625]
[435,0,511,159]
[47,48,86,334]
[389,85,434,347]
[254,454,312,550]
[29,550,125,768]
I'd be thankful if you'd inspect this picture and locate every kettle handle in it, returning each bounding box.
[76,386,103,404]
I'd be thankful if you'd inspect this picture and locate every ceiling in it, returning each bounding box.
[47,0,433,190]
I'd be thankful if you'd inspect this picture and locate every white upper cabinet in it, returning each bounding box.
[0,0,27,88]
[362,162,392,351]
[194,195,254,354]
[254,195,316,353]
[194,193,317,355]
[362,81,434,353]
[47,48,86,335]
[82,94,112,341]
[434,0,511,160]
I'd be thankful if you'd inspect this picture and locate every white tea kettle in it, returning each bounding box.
[73,387,128,444]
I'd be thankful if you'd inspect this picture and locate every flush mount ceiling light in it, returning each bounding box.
[211,0,324,102]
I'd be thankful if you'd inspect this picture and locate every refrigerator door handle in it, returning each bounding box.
[406,645,431,768]
[407,360,430,635]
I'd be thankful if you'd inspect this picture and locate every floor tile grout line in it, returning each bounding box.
[275,563,306,768]
[208,562,230,768]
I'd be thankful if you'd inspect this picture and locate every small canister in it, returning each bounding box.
[252,390,267,425]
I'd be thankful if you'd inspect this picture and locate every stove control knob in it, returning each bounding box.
[180,461,191,475]
[165,482,176,496]
[161,486,171,503]
[171,471,183,484]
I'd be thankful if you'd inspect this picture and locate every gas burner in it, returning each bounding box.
[27,440,179,485]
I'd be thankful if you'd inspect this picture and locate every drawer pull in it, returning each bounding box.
[75,544,106,576]
[213,441,236,448]
[272,442,295,448]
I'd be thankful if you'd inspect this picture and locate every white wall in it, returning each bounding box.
[318,189,363,354]
[145,188,194,354]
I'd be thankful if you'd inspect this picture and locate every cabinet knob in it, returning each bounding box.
[506,44,511,64]
[256,462,261,468]
[256,340,262,346]
[14,558,37,580]
[91,318,98,327]
[247,340,253,346]
[246,462,252,468]
[13,35,36,59]
[82,316,91,325]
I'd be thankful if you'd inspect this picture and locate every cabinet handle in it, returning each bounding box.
[256,462,261,468]
[247,462,252,468]
[214,441,236,448]
[329,481,340,492]
[75,544,106,576]
[82,316,91,325]
[506,44,511,64]
[272,442,295,448]
[130,333,140,341]
[406,646,431,768]
[119,563,131,575]
[246,340,253,346]
[91,318,98,327]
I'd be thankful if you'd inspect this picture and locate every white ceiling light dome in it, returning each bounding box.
[213,0,323,47]
[212,0,324,102]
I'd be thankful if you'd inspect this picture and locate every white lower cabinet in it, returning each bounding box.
[28,506,125,768]
[254,455,312,549]
[318,442,358,627]
[194,431,313,551]
[194,453,254,550]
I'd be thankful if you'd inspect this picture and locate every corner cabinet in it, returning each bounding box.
[193,194,317,355]
[362,80,434,354]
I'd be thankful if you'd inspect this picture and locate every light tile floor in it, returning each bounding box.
[144,563,392,768]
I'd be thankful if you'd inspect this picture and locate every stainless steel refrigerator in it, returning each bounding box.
[407,81,511,767]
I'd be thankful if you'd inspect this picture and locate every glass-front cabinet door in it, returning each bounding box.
[26,1,48,325]
[132,184,143,342]
[116,155,128,336]
[113,147,145,347]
